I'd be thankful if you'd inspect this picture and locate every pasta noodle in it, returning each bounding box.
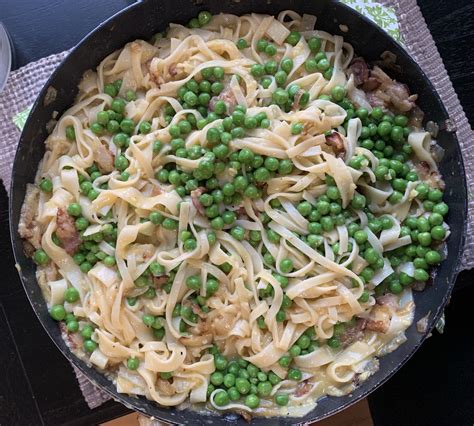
[19,10,449,419]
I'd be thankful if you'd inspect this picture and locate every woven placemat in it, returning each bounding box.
[0,0,472,415]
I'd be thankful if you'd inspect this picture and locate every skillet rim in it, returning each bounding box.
[8,0,468,424]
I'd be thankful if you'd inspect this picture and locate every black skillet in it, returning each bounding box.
[9,0,467,424]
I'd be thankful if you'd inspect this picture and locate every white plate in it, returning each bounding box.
[0,22,12,93]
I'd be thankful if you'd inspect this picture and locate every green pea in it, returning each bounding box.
[265,43,277,56]
[331,85,346,102]
[162,218,178,230]
[236,377,251,394]
[399,272,413,286]
[243,184,259,199]
[358,291,370,303]
[79,262,93,273]
[251,64,265,78]
[234,37,249,50]
[38,177,54,193]
[230,226,245,241]
[84,339,98,353]
[289,122,304,137]
[287,368,302,381]
[431,225,446,240]
[414,268,429,281]
[327,336,341,349]
[275,393,289,406]
[278,355,291,368]
[211,389,229,407]
[351,193,366,209]
[425,250,441,265]
[110,98,125,114]
[321,216,334,232]
[275,70,287,86]
[49,304,66,321]
[305,35,321,51]
[325,185,340,201]
[317,58,330,72]
[195,10,212,26]
[272,88,289,106]
[64,287,80,303]
[78,325,93,340]
[304,58,318,73]
[433,202,449,216]
[280,258,294,273]
[256,38,268,52]
[252,167,269,183]
[286,31,301,46]
[114,155,130,173]
[361,267,375,282]
[389,280,403,294]
[427,188,443,202]
[208,81,223,96]
[242,115,257,129]
[104,83,118,97]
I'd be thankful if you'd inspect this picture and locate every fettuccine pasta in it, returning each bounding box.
[19,10,449,419]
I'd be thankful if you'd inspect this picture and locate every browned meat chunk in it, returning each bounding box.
[349,57,370,86]
[366,304,392,333]
[56,208,82,255]
[414,161,445,190]
[190,187,206,215]
[367,66,417,112]
[295,380,312,397]
[209,86,237,114]
[96,143,115,174]
[18,184,41,251]
[339,318,367,347]
[326,132,345,158]
[153,275,168,287]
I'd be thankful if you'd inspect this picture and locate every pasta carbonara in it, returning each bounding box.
[19,10,449,419]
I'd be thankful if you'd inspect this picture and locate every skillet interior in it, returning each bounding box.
[9,0,467,424]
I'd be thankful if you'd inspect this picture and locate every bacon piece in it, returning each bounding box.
[44,262,58,282]
[209,86,237,114]
[349,57,370,87]
[235,205,247,218]
[366,304,392,333]
[362,77,381,92]
[368,66,417,112]
[96,143,114,173]
[339,318,367,347]
[414,161,445,190]
[150,72,164,87]
[56,208,82,255]
[60,322,82,350]
[18,184,41,252]
[156,379,175,396]
[190,187,206,215]
[169,63,178,77]
[366,294,399,333]
[295,380,312,397]
[326,132,345,158]
[409,105,425,128]
[376,293,399,311]
[153,275,168,288]
[151,185,162,196]
[237,410,252,423]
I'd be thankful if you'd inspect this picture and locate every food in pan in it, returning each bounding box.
[19,10,449,418]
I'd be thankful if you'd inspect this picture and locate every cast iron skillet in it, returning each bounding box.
[9,0,467,424]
